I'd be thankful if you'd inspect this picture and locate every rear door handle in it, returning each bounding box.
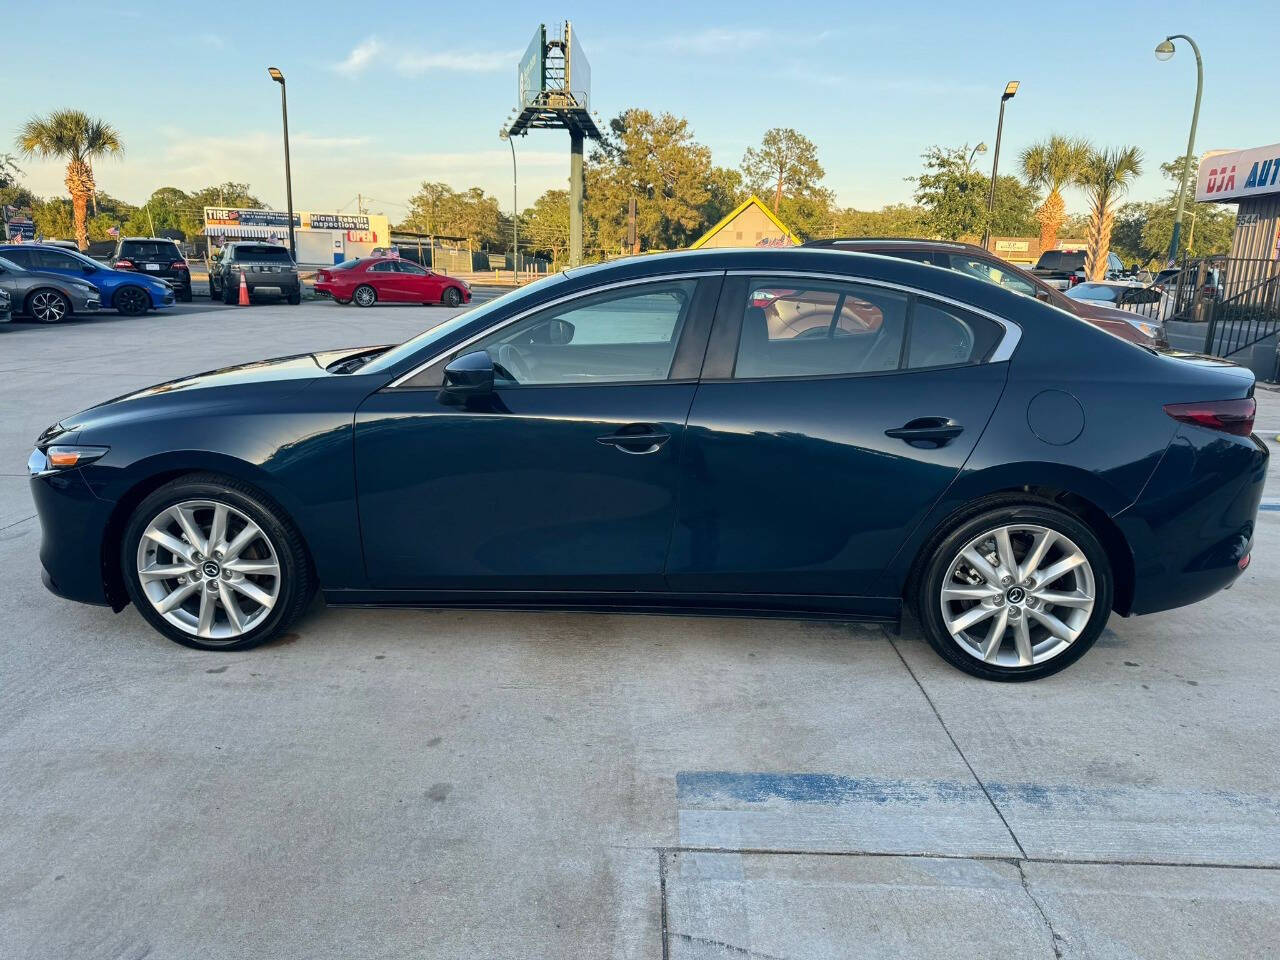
[885,417,964,448]
[596,426,670,455]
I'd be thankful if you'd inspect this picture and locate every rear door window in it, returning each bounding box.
[733,278,1005,379]
[735,281,908,378]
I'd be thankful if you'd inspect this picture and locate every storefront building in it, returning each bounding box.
[203,207,392,265]
[1196,141,1280,260]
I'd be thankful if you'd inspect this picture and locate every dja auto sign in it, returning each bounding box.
[1196,143,1280,202]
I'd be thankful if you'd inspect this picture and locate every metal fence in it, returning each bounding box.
[1200,257,1280,358]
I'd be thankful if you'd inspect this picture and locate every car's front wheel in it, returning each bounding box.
[121,475,315,651]
[442,286,462,307]
[915,499,1112,681]
[114,286,150,316]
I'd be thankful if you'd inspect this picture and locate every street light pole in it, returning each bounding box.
[500,128,518,281]
[982,81,1019,250]
[267,67,296,259]
[1155,34,1203,264]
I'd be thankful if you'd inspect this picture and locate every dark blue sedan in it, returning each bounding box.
[28,248,1266,679]
[0,243,175,315]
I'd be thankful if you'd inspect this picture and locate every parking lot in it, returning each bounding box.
[3,299,1280,959]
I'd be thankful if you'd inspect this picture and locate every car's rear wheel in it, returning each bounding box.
[121,475,315,651]
[209,278,220,299]
[223,277,239,304]
[353,284,377,307]
[287,288,301,305]
[442,286,462,307]
[179,288,192,303]
[915,500,1112,681]
[27,288,70,323]
[114,286,150,316]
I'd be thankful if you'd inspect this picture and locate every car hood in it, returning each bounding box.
[59,345,389,435]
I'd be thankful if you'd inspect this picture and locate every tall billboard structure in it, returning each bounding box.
[506,21,601,268]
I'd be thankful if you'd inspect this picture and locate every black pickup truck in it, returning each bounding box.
[209,242,301,305]
[1031,249,1126,290]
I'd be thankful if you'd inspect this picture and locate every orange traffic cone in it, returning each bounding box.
[237,269,250,306]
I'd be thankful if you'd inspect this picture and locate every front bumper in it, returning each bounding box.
[29,463,115,607]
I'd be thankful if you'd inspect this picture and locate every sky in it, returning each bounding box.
[4,0,1277,223]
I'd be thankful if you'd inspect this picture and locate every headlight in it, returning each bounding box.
[28,444,109,478]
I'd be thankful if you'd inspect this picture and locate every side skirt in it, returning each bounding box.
[321,588,901,626]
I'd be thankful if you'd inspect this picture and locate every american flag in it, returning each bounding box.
[107,226,119,237]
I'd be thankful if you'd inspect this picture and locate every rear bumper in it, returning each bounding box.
[30,466,115,607]
[1117,429,1268,615]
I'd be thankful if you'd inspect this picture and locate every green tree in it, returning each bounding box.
[777,187,838,241]
[0,154,21,190]
[1020,135,1091,251]
[987,174,1041,237]
[15,110,123,250]
[911,145,990,240]
[400,182,502,247]
[741,127,825,212]
[834,203,930,238]
[1079,146,1143,280]
[522,189,572,268]
[588,109,713,253]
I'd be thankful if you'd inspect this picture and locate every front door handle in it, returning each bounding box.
[596,426,670,455]
[885,417,964,448]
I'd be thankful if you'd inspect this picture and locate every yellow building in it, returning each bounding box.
[690,195,800,250]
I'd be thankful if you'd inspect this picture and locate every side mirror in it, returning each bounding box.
[441,350,494,399]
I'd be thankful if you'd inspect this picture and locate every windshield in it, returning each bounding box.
[0,256,23,272]
[234,245,294,262]
[1069,283,1119,302]
[361,272,572,375]
[122,241,181,259]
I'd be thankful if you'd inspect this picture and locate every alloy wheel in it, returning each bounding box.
[31,290,68,322]
[136,499,281,642]
[116,287,149,315]
[354,285,376,307]
[939,523,1095,668]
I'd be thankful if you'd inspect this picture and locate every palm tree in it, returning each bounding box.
[15,110,122,251]
[1020,135,1091,252]
[1078,146,1143,281]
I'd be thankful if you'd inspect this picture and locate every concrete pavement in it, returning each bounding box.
[2,301,1278,958]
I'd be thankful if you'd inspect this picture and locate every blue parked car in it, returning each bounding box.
[0,243,175,316]
[27,247,1266,680]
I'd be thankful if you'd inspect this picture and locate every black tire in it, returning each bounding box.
[914,497,1113,681]
[209,277,220,300]
[114,285,150,316]
[442,286,462,307]
[287,288,301,305]
[179,288,192,303]
[27,288,70,323]
[223,277,239,305]
[353,284,377,308]
[120,474,315,652]
[334,297,351,305]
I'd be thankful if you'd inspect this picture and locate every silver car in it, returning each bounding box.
[0,255,102,322]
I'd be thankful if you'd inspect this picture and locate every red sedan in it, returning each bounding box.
[315,257,472,308]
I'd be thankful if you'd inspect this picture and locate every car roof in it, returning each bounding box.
[119,236,179,243]
[803,237,990,255]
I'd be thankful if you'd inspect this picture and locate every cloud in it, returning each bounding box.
[394,49,518,76]
[663,27,771,54]
[335,37,382,76]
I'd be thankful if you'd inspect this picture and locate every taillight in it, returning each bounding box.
[115,259,135,270]
[1163,397,1256,436]
[317,270,329,281]
[172,260,188,271]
